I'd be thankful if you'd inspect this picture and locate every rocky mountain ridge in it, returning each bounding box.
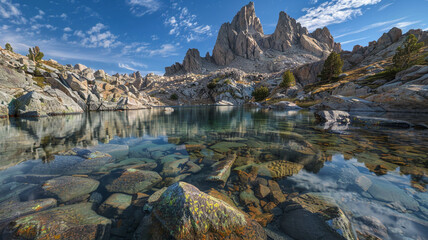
[165,2,341,75]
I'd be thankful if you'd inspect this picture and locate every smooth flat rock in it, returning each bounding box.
[42,176,100,202]
[367,178,419,211]
[0,198,57,224]
[104,169,162,194]
[3,203,111,240]
[98,193,132,218]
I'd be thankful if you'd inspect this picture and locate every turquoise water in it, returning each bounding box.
[0,107,427,239]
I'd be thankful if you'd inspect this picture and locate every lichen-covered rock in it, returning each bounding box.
[151,182,267,240]
[0,199,57,224]
[42,176,100,202]
[104,169,162,194]
[3,203,111,240]
[280,193,357,240]
[314,110,350,124]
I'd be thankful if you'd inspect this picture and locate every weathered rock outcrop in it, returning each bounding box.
[165,49,202,75]
[166,2,339,75]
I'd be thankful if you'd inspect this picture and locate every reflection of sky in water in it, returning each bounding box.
[283,154,428,239]
[0,108,427,239]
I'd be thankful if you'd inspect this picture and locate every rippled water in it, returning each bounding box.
[0,107,427,239]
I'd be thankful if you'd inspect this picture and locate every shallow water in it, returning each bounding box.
[0,107,427,239]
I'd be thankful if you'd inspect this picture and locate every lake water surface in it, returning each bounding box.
[0,107,427,239]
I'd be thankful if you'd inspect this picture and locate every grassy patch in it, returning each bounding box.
[295,99,322,108]
[33,76,49,88]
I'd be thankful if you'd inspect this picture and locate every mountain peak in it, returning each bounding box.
[230,1,263,35]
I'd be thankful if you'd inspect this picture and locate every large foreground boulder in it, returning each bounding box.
[14,91,83,117]
[3,203,111,239]
[280,193,357,240]
[151,182,267,239]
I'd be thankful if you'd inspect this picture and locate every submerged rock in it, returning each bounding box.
[104,169,162,194]
[3,203,111,240]
[257,160,304,178]
[98,193,132,218]
[0,198,57,224]
[42,176,100,202]
[206,154,236,185]
[280,193,357,240]
[151,182,267,239]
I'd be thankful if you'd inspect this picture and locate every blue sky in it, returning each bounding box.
[0,0,427,75]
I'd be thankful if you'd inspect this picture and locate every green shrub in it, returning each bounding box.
[224,79,231,85]
[5,43,13,52]
[320,52,343,82]
[280,70,296,88]
[252,86,269,102]
[170,93,178,100]
[27,46,44,62]
[207,81,217,89]
[393,34,424,70]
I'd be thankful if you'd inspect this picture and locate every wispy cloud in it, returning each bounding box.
[0,0,26,24]
[118,61,148,72]
[335,17,406,38]
[119,63,138,71]
[148,44,179,57]
[164,5,212,42]
[340,37,368,45]
[378,3,393,11]
[0,0,21,18]
[298,0,382,31]
[127,0,161,17]
[381,21,422,31]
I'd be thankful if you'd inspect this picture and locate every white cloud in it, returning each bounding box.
[33,10,45,20]
[151,35,159,41]
[164,6,212,42]
[0,0,21,18]
[340,37,367,45]
[298,0,382,31]
[335,17,406,38]
[0,0,26,24]
[378,3,393,11]
[127,0,161,17]
[87,23,106,34]
[382,21,422,31]
[148,44,179,57]
[60,13,67,19]
[64,27,72,32]
[71,23,120,48]
[119,61,149,72]
[119,63,137,71]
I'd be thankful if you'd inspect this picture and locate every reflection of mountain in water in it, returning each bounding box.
[0,107,311,169]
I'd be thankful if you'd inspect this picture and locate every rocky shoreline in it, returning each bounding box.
[0,2,426,120]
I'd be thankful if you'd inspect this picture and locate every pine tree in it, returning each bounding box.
[320,52,343,82]
[5,43,13,52]
[393,34,424,70]
[280,70,296,89]
[27,46,44,63]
